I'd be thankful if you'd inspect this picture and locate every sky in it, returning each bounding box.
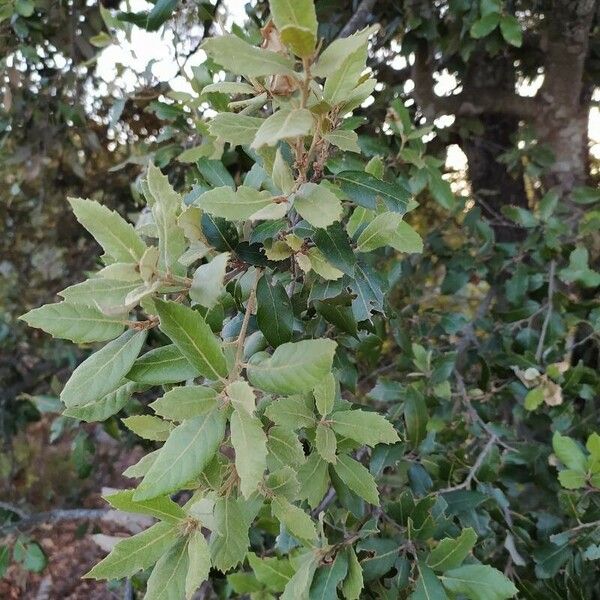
[95,0,600,172]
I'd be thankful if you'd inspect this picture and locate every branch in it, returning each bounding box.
[535,260,556,363]
[0,508,110,537]
[338,0,377,38]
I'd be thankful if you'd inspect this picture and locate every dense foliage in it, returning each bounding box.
[3,0,600,598]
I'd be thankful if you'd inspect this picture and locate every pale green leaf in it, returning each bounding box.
[265,394,315,430]
[63,381,142,422]
[20,302,125,343]
[59,278,140,313]
[60,330,146,408]
[329,409,399,446]
[558,469,587,489]
[155,300,228,381]
[210,495,250,572]
[150,386,218,421]
[270,0,317,35]
[267,426,306,471]
[201,81,256,95]
[247,339,337,394]
[293,182,343,229]
[272,148,295,194]
[248,552,294,592]
[334,454,379,505]
[85,522,179,579]
[315,423,337,463]
[341,548,363,600]
[104,489,185,523]
[68,197,146,263]
[197,186,274,221]
[271,496,317,541]
[134,410,226,501]
[251,108,313,149]
[313,373,336,416]
[323,129,360,153]
[145,539,188,600]
[427,528,477,572]
[297,452,330,509]
[281,551,318,600]
[553,432,587,472]
[357,212,423,253]
[122,415,173,441]
[185,531,211,599]
[127,344,200,385]
[190,252,230,308]
[440,564,518,600]
[413,562,448,600]
[208,113,263,146]
[323,47,366,105]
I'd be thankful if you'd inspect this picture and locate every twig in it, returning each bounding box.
[233,269,260,376]
[338,0,377,38]
[535,260,556,363]
[0,508,109,537]
[562,519,600,536]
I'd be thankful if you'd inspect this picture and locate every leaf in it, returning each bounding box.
[122,415,173,441]
[499,15,522,47]
[304,248,344,280]
[313,223,356,276]
[197,158,235,188]
[155,300,228,381]
[248,552,294,592]
[470,13,500,38]
[63,381,142,422]
[298,452,330,508]
[356,213,423,254]
[145,539,188,600]
[202,34,296,78]
[150,386,218,421]
[404,390,428,449]
[272,148,295,194]
[552,432,587,472]
[558,469,586,489]
[440,564,517,600]
[323,47,366,105]
[147,164,186,274]
[313,25,378,78]
[341,548,363,600]
[427,528,477,572]
[349,261,386,321]
[293,182,343,229]
[337,170,409,214]
[270,0,317,36]
[329,410,399,446]
[413,562,448,600]
[59,278,140,313]
[85,522,179,579]
[334,454,379,505]
[60,330,147,408]
[20,302,125,343]
[134,410,226,501]
[524,386,544,411]
[265,394,316,430]
[208,113,263,145]
[315,423,337,463]
[251,108,313,149]
[104,489,185,523]
[313,373,335,416]
[281,551,319,600]
[127,344,200,385]
[201,81,256,95]
[271,496,317,541]
[247,339,337,394]
[210,496,250,572]
[310,551,348,599]
[267,426,306,471]
[197,186,275,221]
[231,406,268,498]
[559,247,600,288]
[185,531,211,599]
[256,274,294,347]
[190,252,229,309]
[68,197,146,263]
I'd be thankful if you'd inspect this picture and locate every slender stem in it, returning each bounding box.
[535,260,556,363]
[233,269,261,377]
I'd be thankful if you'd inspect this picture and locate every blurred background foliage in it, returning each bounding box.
[2,0,600,597]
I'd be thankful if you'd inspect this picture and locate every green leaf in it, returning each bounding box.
[558,469,587,489]
[272,148,295,194]
[499,15,522,47]
[293,182,343,229]
[60,330,146,408]
[210,495,250,572]
[155,300,228,381]
[270,0,317,36]
[265,394,316,429]
[68,197,146,263]
[313,373,336,416]
[201,81,256,95]
[313,223,356,276]
[315,423,337,463]
[427,528,477,572]
[281,551,319,600]
[334,454,379,505]
[440,564,517,600]
[150,385,218,421]
[524,386,544,411]
[251,108,313,149]
[59,278,139,312]
[470,13,500,38]
[197,158,235,188]
[208,113,263,146]
[190,252,230,309]
[323,129,360,153]
[404,390,428,449]
[552,432,587,472]
[104,489,185,523]
[185,531,211,599]
[127,344,200,385]
[85,522,179,579]
[63,381,142,422]
[134,410,226,501]
[337,170,409,214]
[313,25,378,78]
[197,186,275,221]
[271,496,317,541]
[145,539,188,600]
[329,410,399,446]
[323,47,366,105]
[559,247,600,288]
[231,405,268,498]
[310,551,348,599]
[122,415,173,441]
[202,34,296,78]
[413,562,448,600]
[356,213,423,254]
[341,547,363,600]
[256,274,294,347]
[248,552,294,592]
[298,452,330,508]
[20,302,125,343]
[247,339,337,394]
[267,426,306,471]
[146,164,186,274]
[427,169,456,210]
